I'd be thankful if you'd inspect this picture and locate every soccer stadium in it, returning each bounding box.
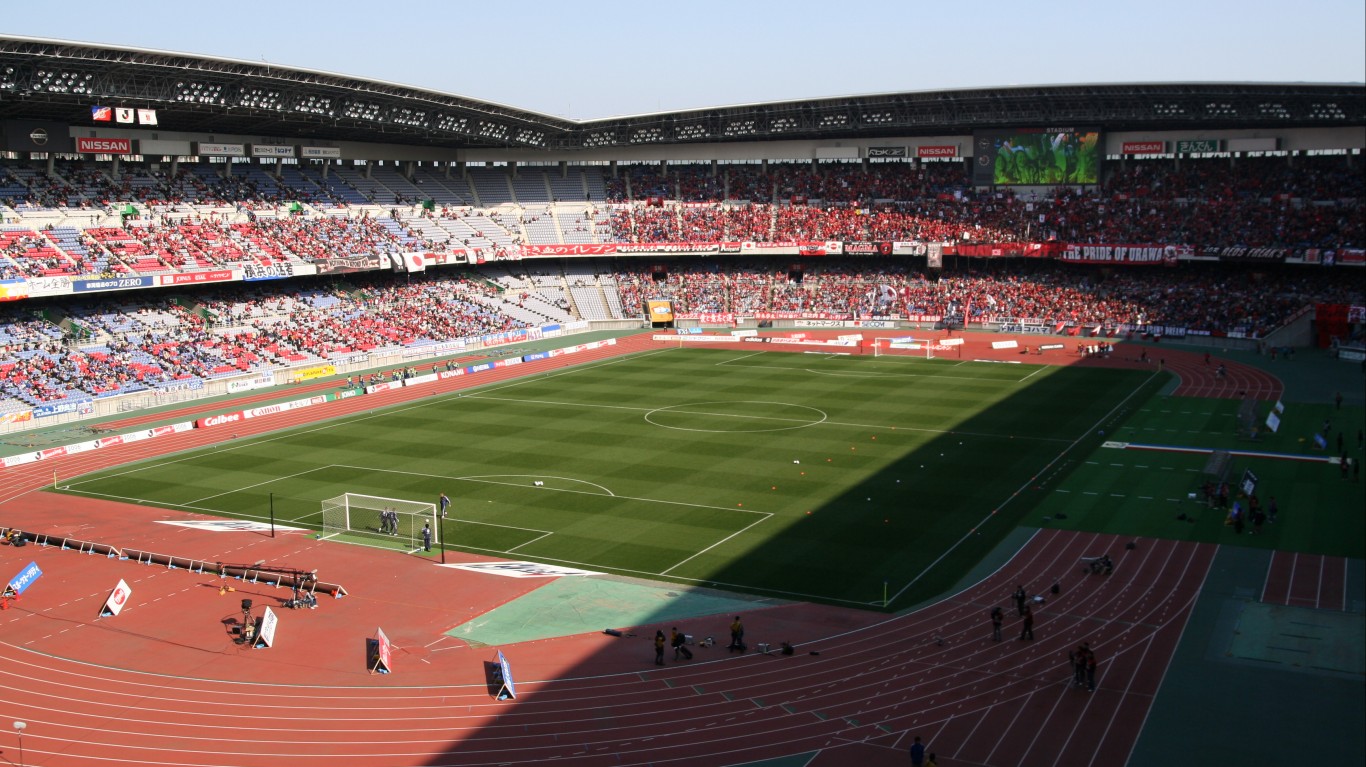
[0,32,1363,767]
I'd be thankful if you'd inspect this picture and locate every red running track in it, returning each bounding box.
[0,334,1218,767]
[1261,551,1349,611]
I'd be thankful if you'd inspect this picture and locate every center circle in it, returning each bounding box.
[643,401,828,433]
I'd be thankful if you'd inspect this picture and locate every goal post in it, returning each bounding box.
[321,493,439,549]
[874,338,936,359]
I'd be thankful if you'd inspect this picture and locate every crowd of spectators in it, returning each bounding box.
[3,156,1359,275]
[600,156,1360,250]
[1,255,1361,409]
[0,153,1363,409]
[0,273,528,408]
[613,257,1362,337]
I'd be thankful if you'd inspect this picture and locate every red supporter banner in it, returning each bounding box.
[1059,244,1182,265]
[423,251,468,265]
[315,254,384,275]
[674,312,736,323]
[843,242,893,256]
[522,244,615,256]
[615,242,719,254]
[159,270,235,286]
[917,145,959,158]
[945,243,1061,258]
[1121,141,1167,154]
[76,137,132,154]
[1339,248,1365,266]
[753,311,851,320]
[1196,246,1286,263]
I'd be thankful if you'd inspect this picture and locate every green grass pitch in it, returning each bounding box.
[55,348,1161,608]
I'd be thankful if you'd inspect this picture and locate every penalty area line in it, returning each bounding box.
[660,512,773,576]
[888,367,1164,606]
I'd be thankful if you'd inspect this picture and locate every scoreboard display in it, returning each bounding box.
[973,128,1102,186]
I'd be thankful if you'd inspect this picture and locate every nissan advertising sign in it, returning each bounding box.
[76,136,133,154]
[916,145,960,158]
[3,120,77,153]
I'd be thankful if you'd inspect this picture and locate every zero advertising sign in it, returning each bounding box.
[256,606,279,648]
[100,579,133,618]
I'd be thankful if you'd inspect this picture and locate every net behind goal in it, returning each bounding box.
[320,493,438,549]
[874,338,937,359]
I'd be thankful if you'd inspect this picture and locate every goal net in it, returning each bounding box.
[320,493,439,549]
[874,338,937,359]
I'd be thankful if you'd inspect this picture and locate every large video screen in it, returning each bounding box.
[972,128,1102,186]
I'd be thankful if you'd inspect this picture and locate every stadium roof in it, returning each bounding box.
[1,35,1362,152]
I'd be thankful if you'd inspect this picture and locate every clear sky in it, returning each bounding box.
[4,0,1363,119]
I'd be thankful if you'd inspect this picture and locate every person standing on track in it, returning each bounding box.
[1070,644,1088,687]
[728,616,746,653]
[1086,646,1098,691]
[1014,585,1028,616]
[1019,604,1035,640]
[654,630,666,666]
[908,735,926,766]
[991,606,1003,641]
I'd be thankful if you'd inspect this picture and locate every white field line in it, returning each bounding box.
[183,466,324,506]
[718,360,1024,383]
[330,464,770,517]
[660,512,774,576]
[464,393,1071,443]
[889,368,1164,605]
[52,349,675,491]
[505,531,555,553]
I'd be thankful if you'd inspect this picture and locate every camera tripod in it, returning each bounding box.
[237,598,256,645]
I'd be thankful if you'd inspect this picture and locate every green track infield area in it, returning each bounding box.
[55,348,1160,608]
[1026,396,1366,559]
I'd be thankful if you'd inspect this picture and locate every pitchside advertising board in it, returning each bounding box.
[973,128,1103,186]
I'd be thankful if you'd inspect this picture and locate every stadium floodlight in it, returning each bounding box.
[342,101,383,121]
[630,127,663,144]
[476,121,509,139]
[389,107,428,128]
[239,87,283,110]
[677,124,710,140]
[723,120,756,137]
[435,114,468,133]
[513,128,545,146]
[584,130,616,147]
